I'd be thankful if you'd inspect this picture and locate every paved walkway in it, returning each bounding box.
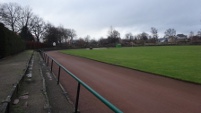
[0,51,32,105]
[0,51,73,113]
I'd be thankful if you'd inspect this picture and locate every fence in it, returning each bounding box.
[40,50,123,113]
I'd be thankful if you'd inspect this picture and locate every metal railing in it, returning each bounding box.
[40,51,123,113]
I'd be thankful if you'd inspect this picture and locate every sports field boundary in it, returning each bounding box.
[60,51,201,85]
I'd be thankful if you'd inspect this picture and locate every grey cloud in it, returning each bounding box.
[1,0,201,38]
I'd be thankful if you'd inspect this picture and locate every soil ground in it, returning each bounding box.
[47,51,201,113]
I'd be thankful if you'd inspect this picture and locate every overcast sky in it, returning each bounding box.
[1,0,201,39]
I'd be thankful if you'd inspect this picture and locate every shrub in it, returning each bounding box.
[0,23,25,58]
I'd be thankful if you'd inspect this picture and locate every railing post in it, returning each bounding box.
[57,66,61,84]
[16,84,19,95]
[7,102,10,113]
[41,51,43,59]
[47,56,49,66]
[44,54,46,63]
[75,82,81,113]
[45,54,47,64]
[51,59,53,73]
[43,53,45,61]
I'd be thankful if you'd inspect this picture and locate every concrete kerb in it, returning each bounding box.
[39,68,51,113]
[39,53,75,111]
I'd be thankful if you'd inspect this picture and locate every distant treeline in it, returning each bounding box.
[0,23,25,58]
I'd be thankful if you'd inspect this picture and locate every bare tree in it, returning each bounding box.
[18,6,33,30]
[0,3,36,33]
[141,32,148,43]
[98,37,108,46]
[151,27,158,38]
[90,38,98,47]
[0,3,22,32]
[108,26,120,39]
[150,27,158,43]
[31,15,46,42]
[43,24,60,45]
[84,35,90,46]
[108,26,114,37]
[189,31,194,38]
[107,26,120,44]
[57,25,68,44]
[164,28,176,37]
[125,32,133,41]
[67,29,77,44]
[164,28,177,44]
[113,30,120,38]
[77,38,85,47]
[197,30,201,37]
[43,24,75,46]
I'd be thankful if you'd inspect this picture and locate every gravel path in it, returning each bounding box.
[47,51,201,113]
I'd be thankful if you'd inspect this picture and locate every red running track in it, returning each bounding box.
[46,51,201,113]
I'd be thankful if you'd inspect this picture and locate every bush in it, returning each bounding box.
[0,23,25,58]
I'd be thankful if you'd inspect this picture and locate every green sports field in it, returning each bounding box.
[60,46,201,84]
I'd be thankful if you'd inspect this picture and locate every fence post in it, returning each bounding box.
[51,59,53,72]
[44,53,46,61]
[44,53,46,63]
[16,84,19,95]
[7,102,10,113]
[57,66,61,84]
[75,82,81,113]
[41,52,43,59]
[47,56,49,66]
[45,54,47,64]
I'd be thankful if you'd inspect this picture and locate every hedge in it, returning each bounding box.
[0,23,25,58]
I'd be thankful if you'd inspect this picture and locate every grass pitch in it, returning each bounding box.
[60,46,201,84]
